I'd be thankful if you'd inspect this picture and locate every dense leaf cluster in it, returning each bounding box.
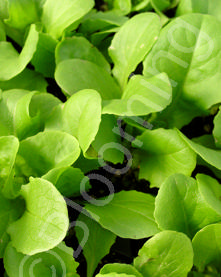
[0,0,221,276]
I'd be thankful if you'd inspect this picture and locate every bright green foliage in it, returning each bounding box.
[46,89,102,153]
[109,12,161,88]
[133,128,196,187]
[98,264,143,277]
[176,0,221,21]
[134,231,193,277]
[4,0,41,30]
[154,174,221,237]
[0,69,47,92]
[178,130,221,170]
[76,213,116,277]
[55,59,121,99]
[31,32,57,77]
[43,167,90,197]
[192,223,221,272]
[16,130,80,176]
[0,136,19,198]
[0,191,25,258]
[7,178,69,255]
[0,90,42,140]
[4,242,79,277]
[1,1,221,276]
[56,36,111,73]
[92,115,124,163]
[41,0,94,39]
[85,190,160,239]
[143,14,221,128]
[102,73,172,116]
[0,24,39,81]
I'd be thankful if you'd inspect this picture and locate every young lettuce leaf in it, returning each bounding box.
[31,32,57,78]
[16,130,80,177]
[0,24,39,81]
[0,191,25,258]
[43,167,90,197]
[55,59,121,100]
[85,190,160,239]
[41,0,94,39]
[55,36,110,73]
[98,264,143,277]
[178,130,221,170]
[92,114,124,164]
[154,174,221,238]
[46,89,102,154]
[7,177,69,255]
[176,0,221,22]
[143,14,221,128]
[4,0,41,30]
[0,136,19,197]
[192,223,221,272]
[102,73,172,116]
[4,242,79,277]
[132,128,196,187]
[76,213,116,277]
[0,69,47,92]
[133,230,193,277]
[109,12,161,89]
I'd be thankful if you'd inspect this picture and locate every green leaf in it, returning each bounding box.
[112,0,132,15]
[56,36,110,73]
[92,115,124,164]
[134,230,193,277]
[133,128,196,187]
[0,69,47,92]
[0,24,39,81]
[31,32,57,78]
[16,130,80,177]
[178,130,221,170]
[109,12,161,88]
[196,174,221,216]
[132,0,152,11]
[29,92,61,129]
[46,89,101,153]
[154,174,221,238]
[96,273,137,277]
[99,264,143,277]
[176,0,221,22]
[0,136,21,199]
[85,190,160,239]
[213,108,221,149]
[41,0,94,39]
[43,167,90,197]
[79,11,128,36]
[0,136,19,192]
[143,14,221,128]
[76,213,116,277]
[0,192,25,258]
[0,90,42,140]
[55,59,121,100]
[102,73,172,116]
[4,242,79,277]
[4,0,41,30]
[7,177,69,255]
[192,223,221,272]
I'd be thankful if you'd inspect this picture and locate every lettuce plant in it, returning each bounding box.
[0,0,221,276]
